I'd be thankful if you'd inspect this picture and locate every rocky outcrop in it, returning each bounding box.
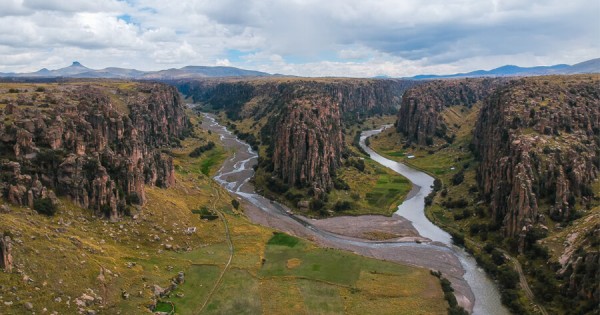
[0,82,189,219]
[178,78,417,191]
[396,78,503,144]
[473,76,599,236]
[272,97,343,191]
[0,235,13,273]
[177,78,419,121]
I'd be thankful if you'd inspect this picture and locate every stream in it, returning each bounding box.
[360,127,509,315]
[201,113,509,315]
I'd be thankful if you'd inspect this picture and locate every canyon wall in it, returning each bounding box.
[0,82,189,220]
[396,78,503,144]
[178,78,417,191]
[473,76,599,236]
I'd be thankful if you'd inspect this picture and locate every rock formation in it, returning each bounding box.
[396,78,504,144]
[473,76,599,236]
[178,78,418,191]
[0,82,189,219]
[0,235,13,273]
[272,97,343,191]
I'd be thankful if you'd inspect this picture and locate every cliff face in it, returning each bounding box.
[178,78,418,121]
[179,78,417,191]
[473,76,599,236]
[0,82,189,220]
[272,97,343,192]
[396,78,503,144]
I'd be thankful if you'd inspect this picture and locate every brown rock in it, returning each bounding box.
[1,235,14,273]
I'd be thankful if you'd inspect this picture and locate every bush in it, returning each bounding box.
[333,200,353,211]
[333,177,350,190]
[451,171,464,185]
[450,232,465,246]
[497,265,519,289]
[127,193,141,205]
[443,198,468,209]
[34,198,57,216]
[189,141,215,157]
[346,157,366,172]
[231,199,240,209]
[309,198,325,211]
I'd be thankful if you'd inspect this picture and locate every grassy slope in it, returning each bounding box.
[0,109,445,314]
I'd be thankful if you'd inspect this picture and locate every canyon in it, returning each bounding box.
[0,74,597,314]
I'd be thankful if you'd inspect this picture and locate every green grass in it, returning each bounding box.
[204,269,262,315]
[267,232,300,247]
[261,236,412,286]
[199,148,226,176]
[155,301,174,313]
[163,265,231,315]
[297,279,345,314]
[257,235,446,314]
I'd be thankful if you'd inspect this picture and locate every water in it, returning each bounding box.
[202,113,509,315]
[360,127,509,315]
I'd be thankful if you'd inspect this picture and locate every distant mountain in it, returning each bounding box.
[409,58,599,79]
[0,58,598,80]
[0,62,271,79]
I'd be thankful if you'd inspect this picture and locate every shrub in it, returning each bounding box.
[189,141,215,157]
[451,171,464,185]
[310,198,325,211]
[34,198,57,216]
[333,200,353,211]
[231,199,240,209]
[333,177,350,190]
[451,232,465,246]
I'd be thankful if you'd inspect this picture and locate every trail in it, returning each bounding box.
[498,248,549,315]
[196,182,234,314]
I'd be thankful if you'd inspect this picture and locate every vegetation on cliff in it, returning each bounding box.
[374,74,599,314]
[0,81,190,220]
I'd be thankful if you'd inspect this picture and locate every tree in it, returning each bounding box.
[231,199,240,210]
[34,198,57,216]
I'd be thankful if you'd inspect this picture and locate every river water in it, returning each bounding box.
[202,113,509,315]
[360,127,509,315]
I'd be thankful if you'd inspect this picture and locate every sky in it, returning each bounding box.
[0,0,598,77]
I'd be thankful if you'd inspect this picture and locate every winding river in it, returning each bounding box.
[201,113,509,315]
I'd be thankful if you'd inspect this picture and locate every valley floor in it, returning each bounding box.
[0,112,448,314]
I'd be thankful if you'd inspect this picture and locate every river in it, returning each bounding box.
[201,113,509,315]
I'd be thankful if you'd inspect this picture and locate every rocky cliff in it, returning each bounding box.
[0,82,189,220]
[473,76,599,237]
[396,78,503,145]
[179,78,417,191]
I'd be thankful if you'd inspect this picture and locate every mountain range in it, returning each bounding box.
[0,58,598,80]
[409,58,600,79]
[0,61,270,79]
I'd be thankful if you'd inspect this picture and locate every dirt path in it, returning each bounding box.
[497,248,549,315]
[197,183,234,314]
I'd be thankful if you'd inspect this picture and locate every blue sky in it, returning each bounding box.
[0,0,598,77]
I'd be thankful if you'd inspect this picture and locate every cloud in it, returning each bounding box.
[0,0,597,76]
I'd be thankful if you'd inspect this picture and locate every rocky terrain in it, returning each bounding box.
[386,74,599,314]
[179,78,418,194]
[473,76,599,237]
[0,81,189,220]
[396,78,504,145]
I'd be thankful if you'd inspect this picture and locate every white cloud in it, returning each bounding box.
[0,0,597,76]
